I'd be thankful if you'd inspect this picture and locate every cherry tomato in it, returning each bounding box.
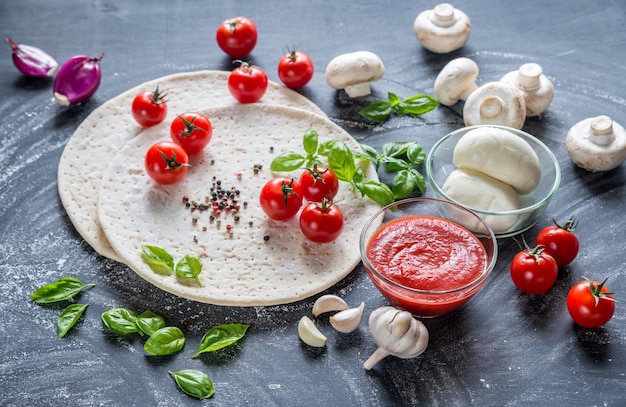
[259,177,303,221]
[298,165,339,202]
[216,16,257,58]
[299,199,344,243]
[509,245,558,294]
[169,112,213,155]
[145,141,190,185]
[131,86,168,127]
[536,217,579,267]
[227,62,268,103]
[567,277,615,328]
[277,50,314,89]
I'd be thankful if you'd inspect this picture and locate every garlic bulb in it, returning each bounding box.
[363,306,429,370]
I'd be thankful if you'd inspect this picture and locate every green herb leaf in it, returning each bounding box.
[382,141,411,158]
[175,254,203,286]
[169,369,215,399]
[392,169,417,200]
[57,303,88,338]
[193,323,250,358]
[136,310,166,336]
[399,94,440,116]
[359,181,394,207]
[409,168,427,195]
[388,92,401,108]
[101,308,142,335]
[407,142,426,165]
[327,141,356,182]
[359,143,380,162]
[358,100,392,122]
[144,327,185,355]
[302,128,319,156]
[30,277,95,304]
[141,245,174,275]
[384,157,411,172]
[270,151,306,172]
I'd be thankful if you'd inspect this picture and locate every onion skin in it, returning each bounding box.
[53,54,103,106]
[5,37,58,77]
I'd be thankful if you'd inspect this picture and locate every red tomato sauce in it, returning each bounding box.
[366,216,487,316]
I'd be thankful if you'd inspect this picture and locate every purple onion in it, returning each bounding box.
[53,54,104,106]
[5,37,58,77]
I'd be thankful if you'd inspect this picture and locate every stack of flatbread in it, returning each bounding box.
[58,70,381,306]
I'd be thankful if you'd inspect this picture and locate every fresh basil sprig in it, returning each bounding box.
[144,326,185,355]
[57,303,88,338]
[359,91,439,122]
[169,369,215,399]
[30,277,95,304]
[193,323,250,358]
[141,245,203,286]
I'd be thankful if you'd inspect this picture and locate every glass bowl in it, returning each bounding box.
[426,125,561,238]
[360,197,497,318]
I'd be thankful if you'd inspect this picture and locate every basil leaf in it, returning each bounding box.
[359,143,380,161]
[359,181,394,207]
[392,170,416,199]
[175,254,203,286]
[270,151,305,172]
[169,369,215,399]
[358,100,392,122]
[384,157,411,172]
[409,168,427,195]
[193,323,250,358]
[141,245,174,275]
[102,308,142,335]
[399,94,440,115]
[407,142,426,165]
[144,327,185,355]
[136,310,166,336]
[30,277,95,304]
[57,303,88,338]
[388,91,401,108]
[327,142,356,182]
[382,141,410,158]
[317,139,337,157]
[302,128,319,156]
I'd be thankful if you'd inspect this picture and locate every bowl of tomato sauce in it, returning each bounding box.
[360,197,497,318]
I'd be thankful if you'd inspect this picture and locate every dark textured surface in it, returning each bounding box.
[1,1,625,406]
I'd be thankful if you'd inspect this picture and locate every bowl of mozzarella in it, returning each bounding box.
[426,125,561,238]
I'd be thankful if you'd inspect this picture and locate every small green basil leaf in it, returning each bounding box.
[382,141,411,158]
[384,157,411,172]
[30,277,95,304]
[409,168,427,195]
[141,245,174,275]
[102,308,142,335]
[270,151,306,172]
[392,170,416,200]
[317,139,338,157]
[193,323,250,358]
[359,181,394,207]
[169,369,215,399]
[327,142,356,182]
[144,327,185,355]
[358,100,392,122]
[388,91,401,108]
[352,167,364,183]
[136,310,166,336]
[399,94,440,115]
[302,128,319,156]
[58,303,88,338]
[407,142,426,165]
[359,143,380,161]
[175,254,203,286]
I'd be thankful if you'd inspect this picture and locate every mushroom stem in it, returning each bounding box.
[590,115,614,146]
[431,3,456,27]
[517,63,542,91]
[363,347,391,370]
[479,95,504,119]
[344,82,372,98]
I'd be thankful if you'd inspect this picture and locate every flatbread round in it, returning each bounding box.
[97,104,381,306]
[58,70,326,262]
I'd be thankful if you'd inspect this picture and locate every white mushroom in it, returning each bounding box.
[413,3,471,53]
[565,115,626,172]
[434,57,479,106]
[501,63,554,117]
[325,51,385,98]
[463,82,526,129]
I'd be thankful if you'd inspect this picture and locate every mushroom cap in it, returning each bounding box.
[325,51,385,97]
[501,63,554,117]
[413,3,471,53]
[463,82,526,129]
[434,57,479,106]
[565,115,626,172]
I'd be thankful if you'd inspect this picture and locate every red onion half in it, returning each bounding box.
[5,37,58,77]
[53,54,104,106]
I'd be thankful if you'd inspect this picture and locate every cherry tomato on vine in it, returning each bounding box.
[299,199,344,243]
[170,112,213,155]
[567,277,615,328]
[509,245,558,294]
[145,141,190,185]
[536,217,579,267]
[298,165,339,202]
[259,177,303,221]
[228,61,268,103]
[216,16,258,58]
[131,86,168,127]
[277,50,314,89]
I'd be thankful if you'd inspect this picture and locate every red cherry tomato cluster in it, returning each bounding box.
[215,16,315,103]
[259,167,344,243]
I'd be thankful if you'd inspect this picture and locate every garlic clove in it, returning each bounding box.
[312,294,349,317]
[330,302,365,333]
[297,316,327,347]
